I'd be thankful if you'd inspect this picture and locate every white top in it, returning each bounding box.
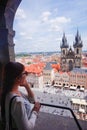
[5,92,38,130]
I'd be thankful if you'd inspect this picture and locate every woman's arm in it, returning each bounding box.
[20,78,35,102]
[24,82,35,102]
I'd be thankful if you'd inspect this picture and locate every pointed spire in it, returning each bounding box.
[60,33,69,48]
[73,29,83,48]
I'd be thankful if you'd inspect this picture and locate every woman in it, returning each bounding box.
[1,61,41,130]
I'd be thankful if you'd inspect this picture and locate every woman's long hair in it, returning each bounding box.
[1,62,24,125]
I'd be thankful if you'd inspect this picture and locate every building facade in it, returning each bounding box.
[26,73,43,88]
[54,72,69,88]
[69,68,87,89]
[53,68,87,89]
[60,30,83,72]
[43,62,55,86]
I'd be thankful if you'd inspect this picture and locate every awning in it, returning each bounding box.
[70,86,77,90]
[79,108,85,113]
[80,87,84,91]
[64,85,69,88]
[71,98,87,105]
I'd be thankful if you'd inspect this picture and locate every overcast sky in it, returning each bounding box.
[14,0,87,53]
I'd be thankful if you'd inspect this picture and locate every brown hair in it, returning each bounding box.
[1,62,24,126]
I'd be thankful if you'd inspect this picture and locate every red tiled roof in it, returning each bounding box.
[51,63,60,71]
[25,62,45,74]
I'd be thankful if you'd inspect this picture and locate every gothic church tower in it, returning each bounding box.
[60,33,69,71]
[73,30,83,68]
[60,30,83,72]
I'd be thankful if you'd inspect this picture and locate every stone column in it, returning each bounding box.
[5,0,22,61]
[0,2,9,89]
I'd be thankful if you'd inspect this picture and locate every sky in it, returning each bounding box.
[14,0,87,53]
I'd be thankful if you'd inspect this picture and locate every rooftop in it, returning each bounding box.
[72,68,87,73]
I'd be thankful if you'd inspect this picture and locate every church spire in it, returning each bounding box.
[60,33,69,48]
[73,29,83,48]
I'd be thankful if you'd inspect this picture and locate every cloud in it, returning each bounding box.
[55,37,62,42]
[40,10,71,32]
[19,32,26,36]
[14,0,87,53]
[15,8,26,20]
[53,8,58,13]
[41,11,51,22]
[82,36,87,51]
[14,10,72,52]
[15,15,40,34]
[19,32,33,40]
[50,17,71,24]
[49,17,71,32]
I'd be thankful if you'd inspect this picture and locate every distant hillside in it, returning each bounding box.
[15,52,30,57]
[15,50,87,57]
[15,51,61,57]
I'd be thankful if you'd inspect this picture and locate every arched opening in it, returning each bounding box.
[31,83,34,88]
[69,60,73,71]
[77,85,80,89]
[77,48,79,54]
[63,83,65,86]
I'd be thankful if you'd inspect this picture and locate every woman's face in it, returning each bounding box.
[16,71,28,86]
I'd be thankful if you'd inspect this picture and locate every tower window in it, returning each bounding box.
[77,48,79,54]
[63,50,65,55]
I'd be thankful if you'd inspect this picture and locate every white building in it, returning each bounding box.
[43,62,55,86]
[26,73,43,89]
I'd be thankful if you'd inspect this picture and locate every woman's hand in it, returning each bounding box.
[20,78,29,88]
[32,102,41,113]
[19,78,35,101]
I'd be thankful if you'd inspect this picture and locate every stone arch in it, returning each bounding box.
[4,0,22,61]
[77,85,81,89]
[0,0,22,88]
[5,0,22,30]
[0,0,22,63]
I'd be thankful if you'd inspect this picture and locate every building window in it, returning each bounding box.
[63,50,65,55]
[77,48,79,54]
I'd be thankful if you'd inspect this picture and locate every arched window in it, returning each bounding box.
[69,60,73,71]
[63,50,65,55]
[77,48,79,54]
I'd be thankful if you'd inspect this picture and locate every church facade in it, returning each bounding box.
[60,30,83,72]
